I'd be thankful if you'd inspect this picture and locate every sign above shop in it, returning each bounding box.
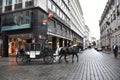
[1,10,31,31]
[1,24,30,31]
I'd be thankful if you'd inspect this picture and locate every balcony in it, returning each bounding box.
[14,3,22,10]
[5,5,12,12]
[25,1,34,8]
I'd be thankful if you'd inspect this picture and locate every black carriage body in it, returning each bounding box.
[16,43,53,65]
[25,43,43,58]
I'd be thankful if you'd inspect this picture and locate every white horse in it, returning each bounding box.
[53,47,62,62]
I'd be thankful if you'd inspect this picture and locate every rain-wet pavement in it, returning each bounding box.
[0,48,120,80]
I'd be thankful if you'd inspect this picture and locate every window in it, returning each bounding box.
[61,26,62,31]
[52,5,55,12]
[59,0,62,6]
[63,27,66,35]
[57,8,59,15]
[53,21,57,32]
[9,0,12,4]
[111,15,113,22]
[117,9,120,16]
[65,0,69,5]
[118,26,120,29]
[15,0,22,3]
[60,11,62,18]
[6,0,12,5]
[65,28,67,35]
[113,13,116,20]
[48,0,52,10]
[63,14,65,20]
[26,0,32,1]
[26,19,30,24]
[61,2,64,10]
[26,11,30,16]
[53,0,57,3]
[57,23,61,33]
[0,0,2,7]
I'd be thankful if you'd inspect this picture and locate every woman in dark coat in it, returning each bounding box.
[113,43,118,58]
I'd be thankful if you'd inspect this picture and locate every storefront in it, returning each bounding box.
[0,7,83,57]
[0,8,48,57]
[8,34,33,57]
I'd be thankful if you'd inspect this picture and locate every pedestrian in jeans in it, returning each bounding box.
[113,43,118,58]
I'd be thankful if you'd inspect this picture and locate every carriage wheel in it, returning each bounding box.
[43,55,53,64]
[16,52,29,65]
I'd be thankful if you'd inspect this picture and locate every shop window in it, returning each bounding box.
[0,0,2,7]
[1,10,31,31]
[8,38,16,56]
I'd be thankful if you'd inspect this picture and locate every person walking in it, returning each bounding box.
[113,43,118,58]
[44,39,49,48]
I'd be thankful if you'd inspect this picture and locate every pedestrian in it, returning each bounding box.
[67,42,71,47]
[44,39,49,48]
[32,38,35,43]
[113,43,118,58]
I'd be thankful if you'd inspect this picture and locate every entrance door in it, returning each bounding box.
[8,34,32,57]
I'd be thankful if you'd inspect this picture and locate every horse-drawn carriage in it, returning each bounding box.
[16,43,54,65]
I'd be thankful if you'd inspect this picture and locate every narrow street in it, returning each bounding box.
[0,49,120,80]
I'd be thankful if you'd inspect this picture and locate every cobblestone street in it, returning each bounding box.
[0,49,120,80]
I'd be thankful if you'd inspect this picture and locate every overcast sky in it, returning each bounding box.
[80,0,108,40]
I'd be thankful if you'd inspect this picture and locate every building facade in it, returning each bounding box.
[84,25,90,49]
[0,0,87,57]
[99,0,120,50]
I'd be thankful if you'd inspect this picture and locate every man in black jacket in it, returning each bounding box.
[113,43,118,58]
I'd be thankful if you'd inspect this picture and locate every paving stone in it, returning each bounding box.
[0,49,120,80]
